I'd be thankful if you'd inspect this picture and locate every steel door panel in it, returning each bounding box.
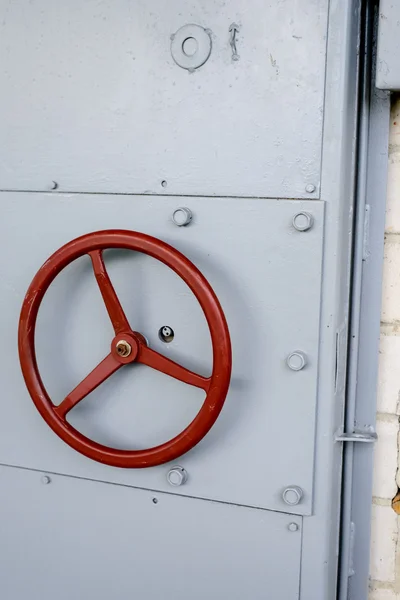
[0,192,323,515]
[0,465,302,600]
[0,0,327,199]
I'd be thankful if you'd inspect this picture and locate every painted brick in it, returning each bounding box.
[381,239,400,323]
[386,98,400,231]
[389,99,400,146]
[385,149,400,234]
[370,96,400,593]
[378,335,400,414]
[369,588,400,600]
[372,419,398,499]
[370,505,398,582]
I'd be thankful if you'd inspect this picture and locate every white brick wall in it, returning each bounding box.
[370,96,400,599]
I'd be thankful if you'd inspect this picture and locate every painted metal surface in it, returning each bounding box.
[0,466,302,600]
[0,194,324,518]
[0,0,327,198]
[299,2,364,598]
[376,0,400,90]
[18,230,232,467]
[341,3,391,597]
[0,1,380,598]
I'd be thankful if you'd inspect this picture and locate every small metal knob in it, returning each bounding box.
[167,466,188,487]
[282,486,303,506]
[172,207,192,227]
[286,351,307,371]
[292,212,313,232]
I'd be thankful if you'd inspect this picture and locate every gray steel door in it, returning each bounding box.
[0,2,364,599]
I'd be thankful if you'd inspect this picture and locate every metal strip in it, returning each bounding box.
[338,2,391,598]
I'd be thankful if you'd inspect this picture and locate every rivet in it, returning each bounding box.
[51,181,58,190]
[41,475,51,485]
[286,351,307,371]
[292,212,313,232]
[305,183,316,193]
[288,522,299,532]
[172,207,193,227]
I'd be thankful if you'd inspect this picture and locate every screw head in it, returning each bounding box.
[305,183,316,193]
[286,351,307,371]
[172,207,193,227]
[282,486,304,506]
[116,340,132,358]
[41,475,51,485]
[288,522,299,532]
[167,466,188,486]
[292,212,313,232]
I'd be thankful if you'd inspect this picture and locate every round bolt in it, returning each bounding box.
[286,351,307,371]
[116,340,132,358]
[172,207,193,227]
[167,466,188,487]
[305,183,316,193]
[292,212,313,232]
[288,522,299,532]
[282,486,304,506]
[41,475,51,485]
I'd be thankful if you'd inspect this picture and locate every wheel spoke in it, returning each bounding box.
[54,353,122,419]
[138,345,210,391]
[89,250,131,335]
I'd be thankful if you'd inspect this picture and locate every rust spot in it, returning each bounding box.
[394,121,397,126]
[392,489,400,514]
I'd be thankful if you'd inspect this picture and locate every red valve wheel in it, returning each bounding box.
[18,230,232,468]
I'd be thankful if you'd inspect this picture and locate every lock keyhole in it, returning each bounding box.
[159,326,175,343]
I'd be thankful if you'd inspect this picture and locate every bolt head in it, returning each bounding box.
[286,351,307,371]
[282,486,304,506]
[305,183,316,193]
[167,466,188,486]
[172,207,193,227]
[292,212,313,232]
[288,522,299,532]
[116,340,132,358]
[41,475,51,485]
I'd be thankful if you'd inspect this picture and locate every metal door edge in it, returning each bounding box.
[338,2,391,598]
